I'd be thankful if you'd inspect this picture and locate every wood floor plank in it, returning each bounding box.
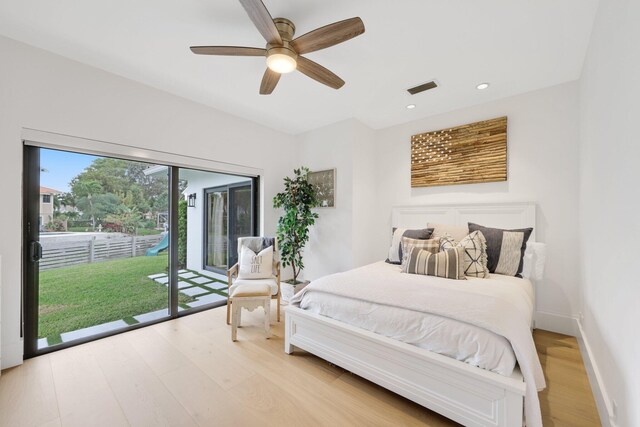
[0,355,59,427]
[89,334,198,426]
[37,418,62,427]
[159,364,268,427]
[124,327,193,377]
[152,319,256,390]
[48,343,129,427]
[0,305,601,427]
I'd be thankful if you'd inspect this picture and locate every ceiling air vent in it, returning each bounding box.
[407,81,438,95]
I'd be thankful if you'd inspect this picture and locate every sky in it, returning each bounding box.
[40,148,97,192]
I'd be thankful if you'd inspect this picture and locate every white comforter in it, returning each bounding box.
[291,261,546,427]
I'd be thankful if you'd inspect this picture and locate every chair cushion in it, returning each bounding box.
[230,283,272,298]
[230,277,278,296]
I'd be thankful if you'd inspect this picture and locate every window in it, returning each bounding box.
[42,194,51,203]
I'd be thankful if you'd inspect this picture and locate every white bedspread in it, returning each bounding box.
[291,261,545,427]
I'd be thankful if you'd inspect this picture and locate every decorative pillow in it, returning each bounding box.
[386,227,434,264]
[403,246,466,280]
[428,223,469,243]
[468,223,533,277]
[238,245,273,279]
[440,231,489,278]
[400,237,440,270]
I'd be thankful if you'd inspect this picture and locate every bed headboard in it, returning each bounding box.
[391,202,537,241]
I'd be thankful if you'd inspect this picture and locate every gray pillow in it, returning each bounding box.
[468,223,533,277]
[386,228,434,264]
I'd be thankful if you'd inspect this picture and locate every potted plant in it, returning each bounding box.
[273,167,319,302]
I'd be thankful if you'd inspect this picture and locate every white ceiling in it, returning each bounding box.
[0,0,598,134]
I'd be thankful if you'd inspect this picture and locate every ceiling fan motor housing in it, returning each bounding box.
[273,18,295,41]
[266,18,298,72]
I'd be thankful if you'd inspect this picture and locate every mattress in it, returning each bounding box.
[297,261,535,376]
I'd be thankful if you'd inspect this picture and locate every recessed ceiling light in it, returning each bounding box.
[406,104,416,109]
[476,82,490,90]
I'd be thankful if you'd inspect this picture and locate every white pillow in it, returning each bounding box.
[428,222,469,243]
[521,242,546,281]
[238,245,273,279]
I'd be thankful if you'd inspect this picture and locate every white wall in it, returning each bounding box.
[578,0,640,425]
[351,121,379,268]
[297,120,356,280]
[0,35,297,369]
[296,119,379,281]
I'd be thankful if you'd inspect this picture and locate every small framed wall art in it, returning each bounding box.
[308,168,336,208]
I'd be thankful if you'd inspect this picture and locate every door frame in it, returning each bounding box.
[22,146,40,358]
[202,179,258,274]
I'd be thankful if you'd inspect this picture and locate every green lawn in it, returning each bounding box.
[39,254,193,344]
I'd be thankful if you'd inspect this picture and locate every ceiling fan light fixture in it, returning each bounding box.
[266,47,297,73]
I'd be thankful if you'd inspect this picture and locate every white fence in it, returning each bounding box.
[40,234,164,270]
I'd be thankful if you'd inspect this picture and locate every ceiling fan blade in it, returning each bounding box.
[190,46,267,56]
[296,56,345,89]
[291,17,365,54]
[260,68,281,94]
[238,0,283,45]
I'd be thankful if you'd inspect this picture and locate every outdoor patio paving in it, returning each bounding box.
[151,269,229,309]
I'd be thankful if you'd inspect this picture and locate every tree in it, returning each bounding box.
[76,193,121,226]
[73,180,103,228]
[273,167,319,284]
[69,158,169,232]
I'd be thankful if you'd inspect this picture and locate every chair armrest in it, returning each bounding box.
[273,260,281,292]
[227,263,239,287]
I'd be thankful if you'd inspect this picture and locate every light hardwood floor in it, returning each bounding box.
[0,304,600,427]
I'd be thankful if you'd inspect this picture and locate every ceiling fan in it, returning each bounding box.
[190,0,365,95]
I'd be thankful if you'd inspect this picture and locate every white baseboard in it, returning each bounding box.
[534,310,578,336]
[576,320,617,427]
[1,339,24,370]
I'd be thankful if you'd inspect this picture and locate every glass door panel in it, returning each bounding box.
[26,147,170,354]
[228,184,253,267]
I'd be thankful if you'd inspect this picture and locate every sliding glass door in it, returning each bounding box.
[204,182,254,273]
[23,146,259,357]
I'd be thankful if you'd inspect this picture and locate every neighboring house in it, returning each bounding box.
[39,186,62,228]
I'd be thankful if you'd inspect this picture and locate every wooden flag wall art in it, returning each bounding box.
[411,116,508,187]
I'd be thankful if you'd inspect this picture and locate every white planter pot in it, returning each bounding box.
[281,280,310,303]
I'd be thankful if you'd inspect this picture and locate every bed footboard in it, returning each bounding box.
[285,305,525,427]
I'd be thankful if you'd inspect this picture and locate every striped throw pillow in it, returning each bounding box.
[400,237,440,270]
[386,228,434,264]
[403,246,466,280]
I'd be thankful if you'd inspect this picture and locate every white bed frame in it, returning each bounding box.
[284,202,537,427]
